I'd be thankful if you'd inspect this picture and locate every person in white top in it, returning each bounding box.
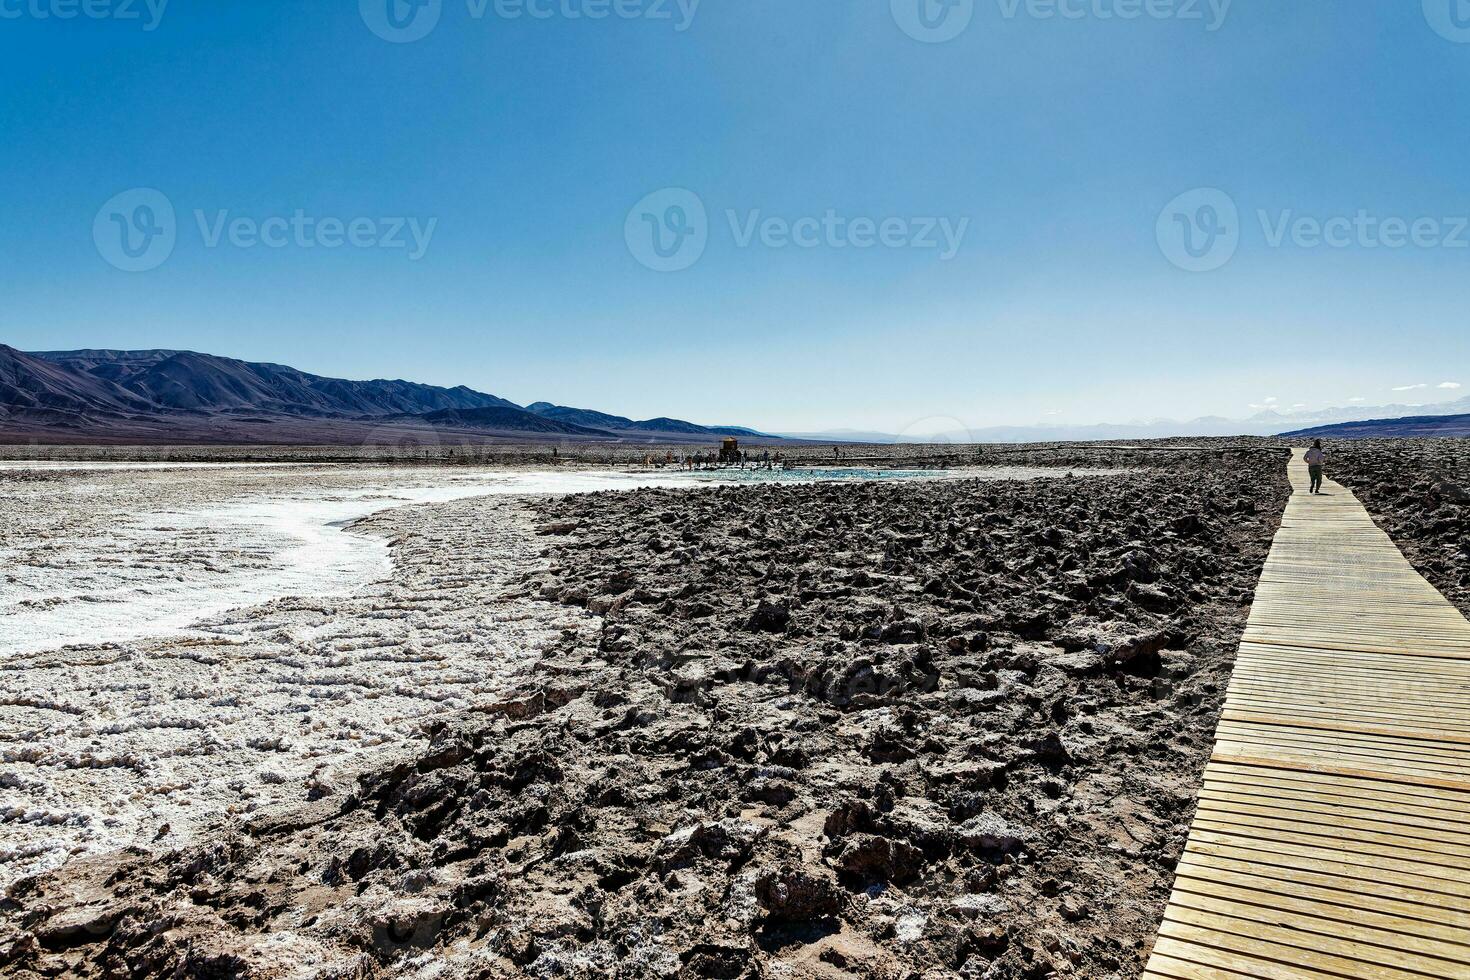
[1304,439,1326,494]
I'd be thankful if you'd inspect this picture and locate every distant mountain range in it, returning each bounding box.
[782,398,1470,444]
[6,343,1463,446]
[524,403,763,438]
[0,346,776,446]
[1281,412,1470,439]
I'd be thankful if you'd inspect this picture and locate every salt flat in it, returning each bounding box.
[0,465,714,657]
[0,462,1109,887]
[0,465,581,885]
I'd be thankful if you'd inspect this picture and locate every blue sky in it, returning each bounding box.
[1,0,1467,433]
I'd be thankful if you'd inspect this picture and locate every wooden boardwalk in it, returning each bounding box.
[1144,450,1470,980]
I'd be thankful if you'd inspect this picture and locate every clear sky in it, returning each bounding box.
[2,0,1467,434]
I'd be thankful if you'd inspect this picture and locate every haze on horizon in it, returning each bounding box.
[2,2,1468,435]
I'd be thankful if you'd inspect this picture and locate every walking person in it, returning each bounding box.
[1305,439,1327,494]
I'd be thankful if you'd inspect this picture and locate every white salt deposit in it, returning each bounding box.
[0,461,309,471]
[1,465,1080,657]
[0,461,1113,886]
[0,470,727,657]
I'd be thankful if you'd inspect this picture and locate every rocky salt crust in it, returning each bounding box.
[1328,439,1470,617]
[0,462,1106,890]
[0,450,1292,979]
[0,467,599,888]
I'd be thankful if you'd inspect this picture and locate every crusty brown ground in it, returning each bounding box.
[0,450,1292,980]
[1328,439,1470,618]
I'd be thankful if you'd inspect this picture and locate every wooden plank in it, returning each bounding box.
[1178,850,1470,918]
[1148,940,1371,980]
[1218,700,1470,735]
[1189,812,1470,869]
[1146,450,1470,978]
[1227,669,1470,698]
[1207,752,1470,795]
[1199,786,1470,837]
[1227,679,1470,705]
[1199,782,1470,830]
[1158,918,1446,980]
[1216,720,1470,756]
[1211,729,1470,770]
[1166,889,1470,968]
[1185,828,1470,889]
[1201,766,1470,816]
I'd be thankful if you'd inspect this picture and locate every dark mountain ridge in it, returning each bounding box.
[0,347,156,418]
[524,402,771,438]
[1280,412,1470,440]
[405,407,613,437]
[31,348,519,418]
[524,402,640,431]
[1,346,778,445]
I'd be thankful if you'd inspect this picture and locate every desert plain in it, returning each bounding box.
[0,439,1466,979]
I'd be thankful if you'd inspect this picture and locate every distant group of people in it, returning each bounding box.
[640,449,788,471]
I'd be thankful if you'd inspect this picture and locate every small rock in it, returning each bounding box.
[754,864,843,921]
[748,601,791,633]
[835,834,925,884]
